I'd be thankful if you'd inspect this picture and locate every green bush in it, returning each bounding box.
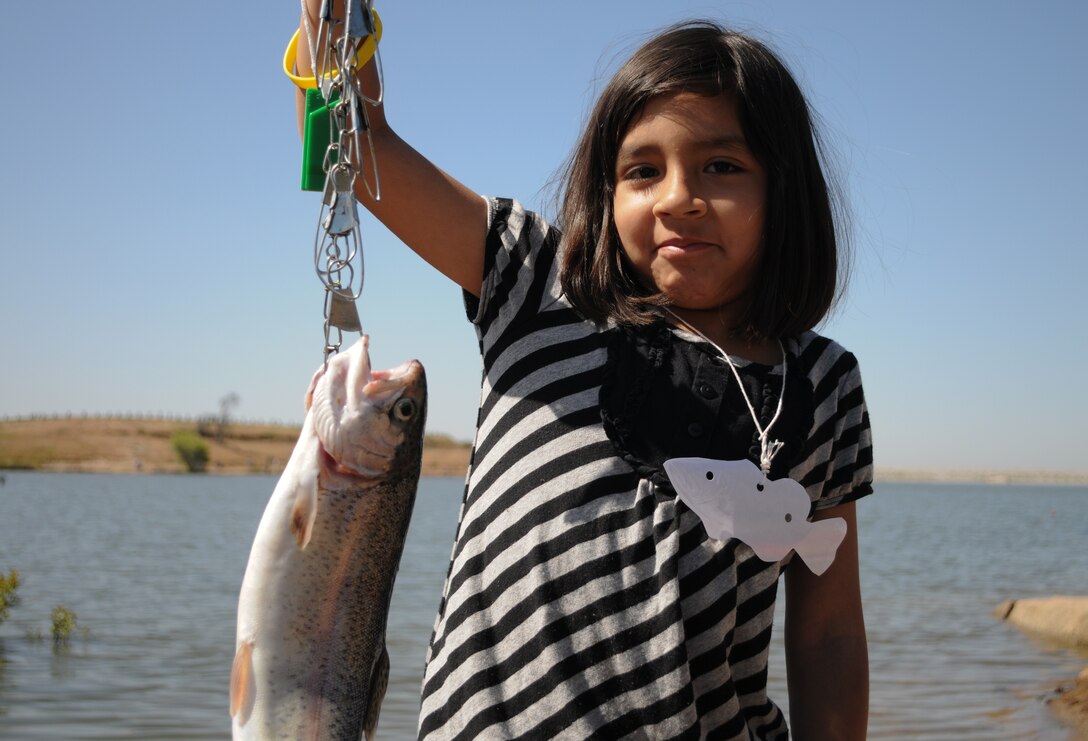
[0,569,20,624]
[51,605,78,643]
[171,431,209,472]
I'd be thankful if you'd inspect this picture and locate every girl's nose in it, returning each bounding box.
[652,170,707,218]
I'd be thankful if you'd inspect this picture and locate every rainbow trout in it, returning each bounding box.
[230,337,426,740]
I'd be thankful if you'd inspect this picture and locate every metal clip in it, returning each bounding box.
[326,287,362,332]
[346,0,377,40]
[322,167,358,236]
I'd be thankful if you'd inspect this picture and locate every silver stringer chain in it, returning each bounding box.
[302,0,383,362]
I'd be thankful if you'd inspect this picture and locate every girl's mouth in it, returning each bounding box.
[657,238,716,253]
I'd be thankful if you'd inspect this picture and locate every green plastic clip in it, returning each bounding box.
[301,89,340,192]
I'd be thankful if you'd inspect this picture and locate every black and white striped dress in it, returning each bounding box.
[418,198,874,740]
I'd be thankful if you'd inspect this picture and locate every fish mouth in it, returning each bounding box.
[364,359,425,402]
[309,336,426,480]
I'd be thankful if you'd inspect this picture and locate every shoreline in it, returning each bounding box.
[876,468,1088,487]
[9,465,1088,486]
[995,597,1088,736]
[2,453,472,479]
[7,458,1088,483]
[3,417,1087,485]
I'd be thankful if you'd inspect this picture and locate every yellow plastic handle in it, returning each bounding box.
[283,10,383,90]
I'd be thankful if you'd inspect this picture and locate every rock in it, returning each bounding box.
[997,597,1088,735]
[994,596,1088,647]
[1048,674,1088,737]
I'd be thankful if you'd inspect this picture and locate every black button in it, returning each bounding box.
[697,382,717,399]
[687,422,704,437]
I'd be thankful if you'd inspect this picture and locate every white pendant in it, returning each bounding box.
[663,457,847,575]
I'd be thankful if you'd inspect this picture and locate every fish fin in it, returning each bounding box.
[363,645,390,741]
[290,472,319,549]
[229,639,255,724]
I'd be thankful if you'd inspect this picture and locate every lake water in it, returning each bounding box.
[0,472,1086,739]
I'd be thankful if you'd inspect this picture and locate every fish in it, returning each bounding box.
[663,457,847,575]
[230,336,426,740]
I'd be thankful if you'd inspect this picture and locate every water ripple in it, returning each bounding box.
[0,474,1084,738]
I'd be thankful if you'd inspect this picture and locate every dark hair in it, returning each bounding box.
[558,20,847,340]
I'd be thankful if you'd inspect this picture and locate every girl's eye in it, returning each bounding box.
[707,160,742,175]
[621,165,659,181]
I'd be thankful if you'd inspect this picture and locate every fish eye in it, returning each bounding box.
[393,398,417,422]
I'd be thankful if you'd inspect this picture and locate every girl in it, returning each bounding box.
[295,12,872,741]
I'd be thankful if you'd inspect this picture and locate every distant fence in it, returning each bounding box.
[0,412,303,427]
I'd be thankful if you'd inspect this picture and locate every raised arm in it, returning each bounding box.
[294,3,488,296]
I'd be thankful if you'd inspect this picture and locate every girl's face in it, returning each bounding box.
[612,92,767,329]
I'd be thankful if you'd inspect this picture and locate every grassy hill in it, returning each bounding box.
[0,417,471,477]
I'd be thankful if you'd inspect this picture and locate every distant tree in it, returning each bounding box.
[171,431,209,472]
[217,392,240,442]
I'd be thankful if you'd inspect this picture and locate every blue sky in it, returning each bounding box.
[1,1,1085,474]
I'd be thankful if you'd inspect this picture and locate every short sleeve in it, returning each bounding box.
[790,336,874,511]
[462,197,564,339]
